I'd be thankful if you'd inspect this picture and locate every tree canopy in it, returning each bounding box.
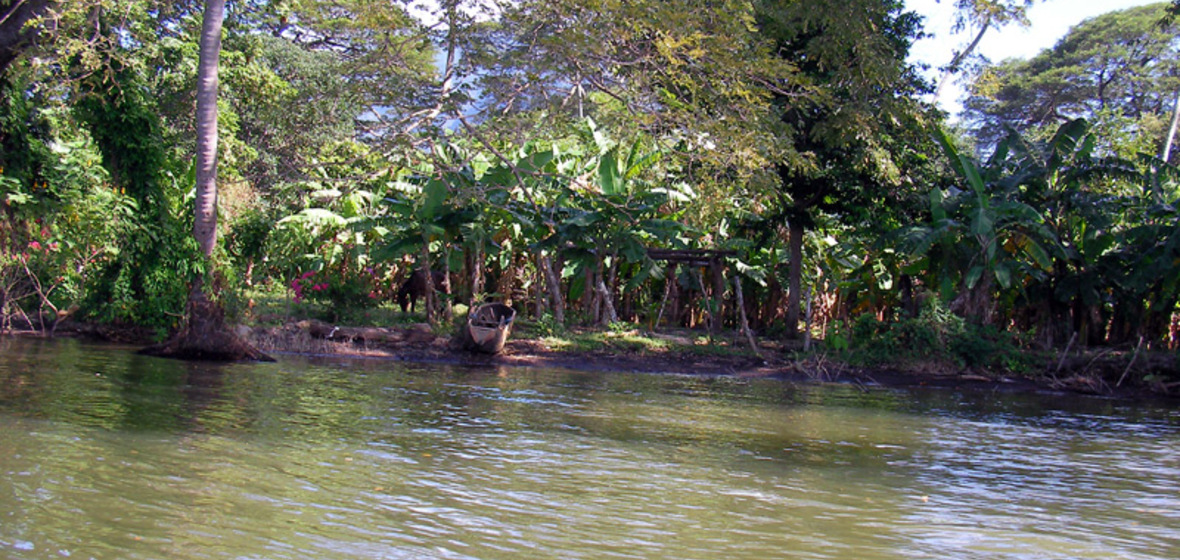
[963,2,1179,154]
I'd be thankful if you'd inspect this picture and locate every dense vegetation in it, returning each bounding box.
[1,1,1178,377]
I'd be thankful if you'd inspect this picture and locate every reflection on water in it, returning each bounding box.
[1,337,1178,560]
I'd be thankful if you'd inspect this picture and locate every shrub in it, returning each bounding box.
[842,297,1023,372]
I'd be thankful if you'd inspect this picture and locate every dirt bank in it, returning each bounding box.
[46,319,1180,401]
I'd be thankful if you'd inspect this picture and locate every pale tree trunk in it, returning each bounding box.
[1148,90,1180,203]
[733,274,763,360]
[933,17,990,104]
[141,0,271,362]
[469,245,483,306]
[1163,91,1180,164]
[582,265,595,323]
[596,277,619,325]
[193,0,223,259]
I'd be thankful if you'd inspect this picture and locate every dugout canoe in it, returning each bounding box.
[465,302,516,354]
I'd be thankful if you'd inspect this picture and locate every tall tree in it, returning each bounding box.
[963,3,1180,152]
[143,0,271,361]
[194,0,222,260]
[756,0,930,339]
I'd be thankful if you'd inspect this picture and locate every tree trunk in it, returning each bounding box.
[932,17,991,104]
[193,0,222,260]
[1161,90,1180,166]
[784,220,804,339]
[140,0,271,362]
[952,273,994,326]
[0,0,53,76]
[596,277,619,325]
[582,264,595,323]
[441,244,453,322]
[540,252,564,326]
[420,241,435,324]
[533,255,545,320]
[710,257,725,336]
[734,274,763,360]
[469,244,484,306]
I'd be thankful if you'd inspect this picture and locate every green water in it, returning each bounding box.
[1,337,1177,560]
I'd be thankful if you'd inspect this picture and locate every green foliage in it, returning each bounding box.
[5,0,1179,362]
[224,206,275,277]
[270,173,396,319]
[1,75,144,331]
[70,66,199,331]
[842,297,1025,372]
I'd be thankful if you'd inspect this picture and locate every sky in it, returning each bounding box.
[905,0,1166,116]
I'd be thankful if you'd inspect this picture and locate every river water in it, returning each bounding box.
[1,337,1177,560]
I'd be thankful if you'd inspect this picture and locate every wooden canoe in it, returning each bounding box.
[465,302,516,354]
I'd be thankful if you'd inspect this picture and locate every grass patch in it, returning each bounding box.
[524,325,676,353]
[529,325,762,357]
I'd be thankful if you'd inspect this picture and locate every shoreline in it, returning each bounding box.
[10,320,1179,402]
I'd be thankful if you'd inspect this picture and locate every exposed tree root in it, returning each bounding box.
[139,291,274,362]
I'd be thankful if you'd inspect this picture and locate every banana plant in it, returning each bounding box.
[272,178,390,315]
[544,138,693,325]
[902,127,1058,324]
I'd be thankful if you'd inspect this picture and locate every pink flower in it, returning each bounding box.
[40,227,49,238]
[47,242,59,251]
[300,271,316,279]
[28,241,41,251]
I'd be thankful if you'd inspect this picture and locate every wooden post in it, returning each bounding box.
[734,273,764,360]
[655,265,674,330]
[441,245,453,322]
